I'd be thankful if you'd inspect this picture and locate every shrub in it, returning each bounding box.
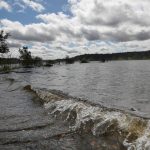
[65,56,75,64]
[80,58,89,63]
[33,56,43,66]
[44,60,54,67]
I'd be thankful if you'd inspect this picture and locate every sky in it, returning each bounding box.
[1,0,150,59]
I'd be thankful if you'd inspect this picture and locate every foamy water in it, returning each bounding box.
[29,86,150,150]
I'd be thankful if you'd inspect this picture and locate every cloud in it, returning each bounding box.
[0,0,11,11]
[13,0,45,13]
[1,0,150,59]
[1,19,56,42]
[8,41,22,48]
[70,0,150,27]
[36,0,150,43]
[22,0,45,12]
[14,0,45,12]
[13,1,26,13]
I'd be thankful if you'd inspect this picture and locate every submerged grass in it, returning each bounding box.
[0,65,11,73]
[0,65,21,74]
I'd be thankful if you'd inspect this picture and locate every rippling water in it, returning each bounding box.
[0,60,150,150]
[14,60,150,117]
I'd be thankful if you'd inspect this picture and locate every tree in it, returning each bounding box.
[45,60,54,67]
[19,46,33,67]
[65,55,74,64]
[0,30,10,55]
[33,56,43,66]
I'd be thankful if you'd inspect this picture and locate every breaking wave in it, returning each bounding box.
[24,85,150,150]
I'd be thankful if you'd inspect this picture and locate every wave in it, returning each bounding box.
[24,85,150,150]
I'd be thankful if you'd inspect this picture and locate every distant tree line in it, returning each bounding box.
[54,51,150,64]
[71,51,150,62]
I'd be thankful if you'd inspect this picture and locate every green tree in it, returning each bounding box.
[65,55,74,64]
[0,30,10,55]
[19,46,33,67]
[0,30,11,72]
[33,56,43,66]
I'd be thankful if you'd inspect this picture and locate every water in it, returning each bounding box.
[0,60,150,150]
[16,60,150,117]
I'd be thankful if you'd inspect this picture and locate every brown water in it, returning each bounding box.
[0,60,150,150]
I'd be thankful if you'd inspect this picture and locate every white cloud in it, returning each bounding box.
[70,0,150,26]
[0,0,11,11]
[22,0,45,12]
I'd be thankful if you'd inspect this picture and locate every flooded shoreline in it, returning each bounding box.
[0,79,127,150]
[25,85,150,149]
[0,61,150,149]
[0,81,150,149]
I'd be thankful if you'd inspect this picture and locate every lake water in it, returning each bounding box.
[0,60,150,150]
[19,60,150,117]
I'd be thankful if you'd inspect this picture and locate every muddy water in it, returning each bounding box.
[0,60,150,150]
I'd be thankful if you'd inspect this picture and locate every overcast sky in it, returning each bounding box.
[0,0,150,59]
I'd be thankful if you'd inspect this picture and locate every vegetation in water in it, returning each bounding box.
[19,46,43,67]
[19,46,33,67]
[65,56,75,64]
[44,60,54,67]
[0,65,11,73]
[80,58,89,63]
[33,56,43,66]
[0,30,12,73]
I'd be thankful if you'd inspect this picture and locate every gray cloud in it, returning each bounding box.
[105,30,150,42]
[81,28,101,41]
[8,42,22,48]
[10,29,56,42]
